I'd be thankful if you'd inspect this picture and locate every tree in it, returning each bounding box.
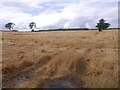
[96,19,110,32]
[5,22,15,31]
[29,22,36,32]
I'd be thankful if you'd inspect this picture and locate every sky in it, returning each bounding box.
[0,0,119,31]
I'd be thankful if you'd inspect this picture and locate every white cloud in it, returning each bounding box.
[0,0,119,2]
[0,0,118,31]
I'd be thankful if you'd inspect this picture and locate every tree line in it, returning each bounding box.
[5,19,110,32]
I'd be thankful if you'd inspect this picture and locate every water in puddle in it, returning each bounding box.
[43,80,75,88]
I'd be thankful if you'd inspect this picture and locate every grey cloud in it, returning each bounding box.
[1,2,30,9]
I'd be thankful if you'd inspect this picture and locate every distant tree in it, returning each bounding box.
[5,22,15,31]
[96,19,110,32]
[29,22,36,32]
[12,30,18,32]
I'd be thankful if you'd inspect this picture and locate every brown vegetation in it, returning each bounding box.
[2,30,118,88]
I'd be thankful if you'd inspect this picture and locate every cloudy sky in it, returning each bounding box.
[0,0,119,31]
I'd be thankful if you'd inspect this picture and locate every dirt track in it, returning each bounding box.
[2,30,118,88]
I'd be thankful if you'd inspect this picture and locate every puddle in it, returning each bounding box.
[43,80,75,88]
[3,70,31,88]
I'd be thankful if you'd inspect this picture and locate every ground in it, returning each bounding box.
[2,30,118,88]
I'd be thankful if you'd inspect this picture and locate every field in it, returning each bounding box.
[2,30,118,88]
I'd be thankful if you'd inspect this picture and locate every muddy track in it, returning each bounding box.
[40,48,92,88]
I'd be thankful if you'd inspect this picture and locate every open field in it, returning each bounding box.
[2,30,118,88]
